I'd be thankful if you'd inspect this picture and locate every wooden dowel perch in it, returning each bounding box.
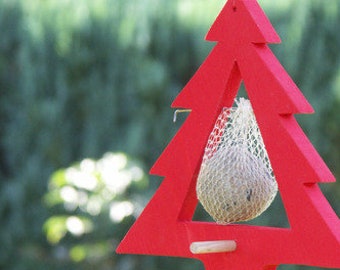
[190,240,237,254]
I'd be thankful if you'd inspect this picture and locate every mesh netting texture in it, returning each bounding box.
[196,98,278,224]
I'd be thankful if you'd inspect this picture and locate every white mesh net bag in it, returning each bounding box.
[196,98,278,224]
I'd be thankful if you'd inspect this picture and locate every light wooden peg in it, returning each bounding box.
[190,240,237,254]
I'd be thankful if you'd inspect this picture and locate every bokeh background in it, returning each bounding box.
[0,0,339,269]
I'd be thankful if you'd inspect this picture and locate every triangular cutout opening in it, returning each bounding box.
[236,192,290,228]
[234,81,248,100]
[278,265,333,270]
[192,81,290,228]
[192,201,214,223]
[193,192,290,228]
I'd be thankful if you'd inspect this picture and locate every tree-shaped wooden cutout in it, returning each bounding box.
[117,0,340,269]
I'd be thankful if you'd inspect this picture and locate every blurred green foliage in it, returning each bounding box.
[44,152,149,269]
[0,0,338,269]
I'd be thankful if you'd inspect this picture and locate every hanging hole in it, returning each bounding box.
[232,0,237,11]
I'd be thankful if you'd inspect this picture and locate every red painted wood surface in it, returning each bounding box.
[117,0,340,269]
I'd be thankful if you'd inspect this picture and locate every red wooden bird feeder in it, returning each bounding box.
[117,0,340,269]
